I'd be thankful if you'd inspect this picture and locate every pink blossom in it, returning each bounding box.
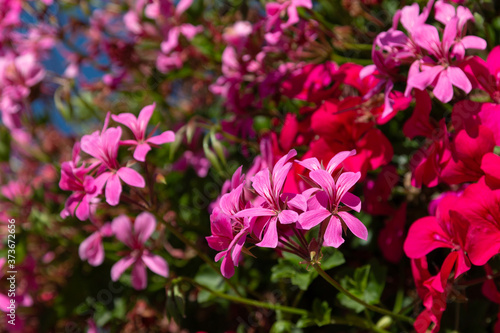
[110,212,168,290]
[297,152,366,246]
[59,143,100,220]
[404,193,470,292]
[206,207,252,278]
[458,178,500,266]
[298,168,366,247]
[1,180,32,203]
[112,103,175,162]
[81,114,145,206]
[235,150,306,248]
[441,126,495,184]
[296,149,356,174]
[406,13,485,102]
[79,223,113,266]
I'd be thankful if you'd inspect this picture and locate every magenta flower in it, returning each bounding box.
[207,165,254,278]
[59,143,99,220]
[206,206,252,278]
[406,15,486,102]
[298,170,366,247]
[81,114,145,206]
[112,103,175,162]
[297,149,356,174]
[235,150,304,248]
[79,223,113,266]
[110,212,168,290]
[404,193,470,292]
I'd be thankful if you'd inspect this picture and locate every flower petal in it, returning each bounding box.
[323,215,344,248]
[256,217,279,248]
[137,103,155,136]
[142,253,169,278]
[134,212,156,244]
[112,215,134,248]
[341,192,362,212]
[147,130,175,145]
[278,209,299,224]
[326,150,356,174]
[447,67,472,95]
[235,207,276,218]
[296,157,321,171]
[433,70,453,103]
[337,211,368,241]
[111,255,135,281]
[131,261,148,290]
[298,209,331,230]
[403,216,452,258]
[105,173,122,206]
[117,167,145,188]
[133,143,151,162]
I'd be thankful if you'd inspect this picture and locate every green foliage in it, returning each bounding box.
[337,260,387,313]
[271,248,345,291]
[296,299,331,328]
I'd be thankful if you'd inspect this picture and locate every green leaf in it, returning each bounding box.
[321,248,346,270]
[296,299,331,328]
[270,320,293,333]
[337,260,387,313]
[194,264,225,303]
[271,249,344,291]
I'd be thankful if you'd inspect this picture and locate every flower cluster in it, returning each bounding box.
[5,0,500,331]
[59,103,174,290]
[60,103,174,217]
[207,149,367,278]
[364,0,486,115]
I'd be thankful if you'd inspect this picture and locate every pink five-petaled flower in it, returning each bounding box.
[406,14,485,103]
[79,223,113,266]
[297,149,356,174]
[110,212,168,290]
[206,207,252,278]
[81,113,145,206]
[59,143,99,220]
[298,169,367,248]
[404,193,470,292]
[235,149,305,248]
[112,103,175,162]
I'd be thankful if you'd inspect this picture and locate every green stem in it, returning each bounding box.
[313,264,414,324]
[177,276,390,333]
[342,43,373,51]
[332,53,373,66]
[178,277,308,316]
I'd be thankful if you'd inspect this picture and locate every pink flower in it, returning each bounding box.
[298,153,367,247]
[440,126,495,184]
[297,149,356,174]
[458,178,500,266]
[481,153,500,189]
[81,114,145,206]
[112,103,175,162]
[59,143,99,220]
[235,150,305,248]
[411,257,448,333]
[1,180,32,203]
[404,193,471,292]
[79,223,113,266]
[206,207,252,278]
[406,13,485,102]
[110,212,168,290]
[403,89,436,139]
